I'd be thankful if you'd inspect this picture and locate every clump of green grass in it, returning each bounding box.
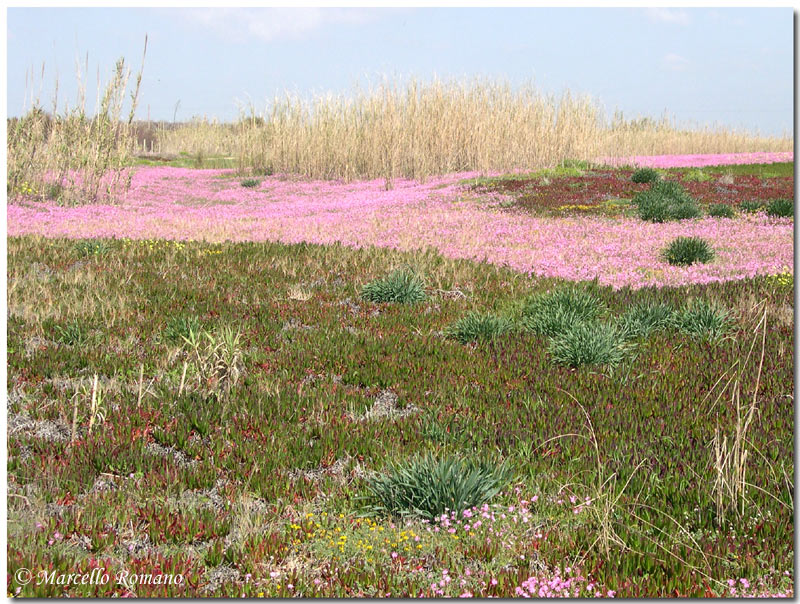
[631,167,660,184]
[362,454,513,521]
[635,181,700,222]
[683,168,712,183]
[673,300,733,340]
[361,268,427,304]
[520,286,604,337]
[661,237,715,266]
[766,198,793,218]
[54,320,90,347]
[619,301,676,339]
[445,312,513,344]
[708,204,735,218]
[75,240,113,257]
[738,200,764,214]
[547,322,628,368]
[240,178,260,188]
[164,316,201,344]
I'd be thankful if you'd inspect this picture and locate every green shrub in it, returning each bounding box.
[547,322,628,368]
[708,204,735,219]
[635,181,700,222]
[631,167,660,184]
[361,268,427,304]
[662,237,714,266]
[683,169,712,183]
[766,198,793,218]
[362,455,513,521]
[619,301,676,339]
[445,312,513,344]
[520,286,604,337]
[164,316,201,344]
[240,179,260,188]
[673,301,733,341]
[738,200,764,214]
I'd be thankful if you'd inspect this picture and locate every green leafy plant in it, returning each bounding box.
[708,204,735,218]
[360,268,427,304]
[445,312,512,344]
[619,301,676,339]
[547,322,628,368]
[635,181,700,222]
[661,236,715,266]
[362,454,513,521]
[673,300,733,341]
[631,167,660,184]
[766,198,793,218]
[240,178,260,188]
[521,286,604,337]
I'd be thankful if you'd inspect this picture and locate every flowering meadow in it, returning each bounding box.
[7,154,793,290]
[7,153,794,597]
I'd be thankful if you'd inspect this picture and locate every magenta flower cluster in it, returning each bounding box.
[8,154,792,290]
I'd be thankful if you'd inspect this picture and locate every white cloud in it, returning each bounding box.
[182,8,378,42]
[645,8,690,26]
[662,53,690,72]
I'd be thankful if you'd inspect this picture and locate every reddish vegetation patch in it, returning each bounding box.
[478,168,794,216]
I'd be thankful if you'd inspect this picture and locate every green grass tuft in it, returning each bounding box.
[445,312,513,344]
[362,454,513,521]
[662,237,715,266]
[547,322,629,368]
[361,268,427,304]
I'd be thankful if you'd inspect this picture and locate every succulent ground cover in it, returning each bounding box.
[7,235,794,597]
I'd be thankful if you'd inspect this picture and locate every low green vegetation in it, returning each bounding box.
[635,180,701,222]
[7,236,793,597]
[662,236,715,266]
[631,167,660,183]
[360,267,427,304]
[708,203,735,218]
[766,198,794,218]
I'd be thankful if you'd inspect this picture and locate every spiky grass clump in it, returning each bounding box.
[240,179,260,188]
[164,316,201,344]
[521,286,604,337]
[445,312,513,344]
[673,300,733,341]
[547,322,628,368]
[75,240,113,257]
[619,301,676,339]
[708,204,735,219]
[766,198,793,218]
[360,268,427,304]
[739,200,764,214]
[662,237,715,266]
[635,181,700,222]
[363,455,513,521]
[54,320,90,347]
[631,167,660,184]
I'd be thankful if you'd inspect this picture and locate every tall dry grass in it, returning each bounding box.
[155,78,792,184]
[7,38,147,205]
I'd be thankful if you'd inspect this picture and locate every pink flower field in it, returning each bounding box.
[8,153,793,290]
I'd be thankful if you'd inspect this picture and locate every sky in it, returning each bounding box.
[5,6,794,136]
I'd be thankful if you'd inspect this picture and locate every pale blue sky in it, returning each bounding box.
[6,7,794,136]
